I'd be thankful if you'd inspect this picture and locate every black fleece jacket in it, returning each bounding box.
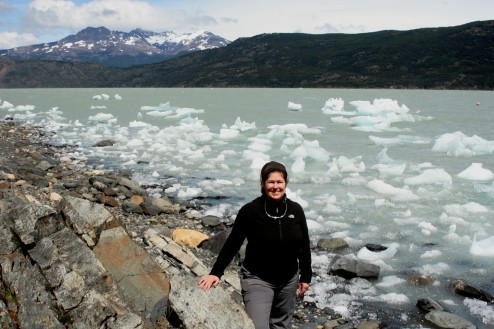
[210,195,312,284]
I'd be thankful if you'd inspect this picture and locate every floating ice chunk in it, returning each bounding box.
[219,128,239,140]
[88,113,117,124]
[372,163,406,177]
[146,110,172,117]
[420,250,442,258]
[230,117,256,131]
[290,140,330,163]
[321,98,354,115]
[457,163,494,181]
[177,187,203,199]
[288,101,302,111]
[336,156,365,173]
[376,275,406,288]
[306,219,324,232]
[376,148,395,164]
[367,179,419,202]
[129,120,151,127]
[9,105,35,112]
[0,100,14,109]
[375,293,410,304]
[350,99,410,115]
[420,262,450,276]
[464,298,494,325]
[470,234,494,256]
[404,168,452,186]
[92,93,110,100]
[141,102,172,111]
[90,105,107,110]
[369,135,431,146]
[439,212,467,226]
[432,131,494,156]
[114,94,122,100]
[169,107,205,119]
[444,202,488,217]
[357,243,398,261]
[291,157,305,173]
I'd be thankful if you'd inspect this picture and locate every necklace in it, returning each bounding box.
[264,199,287,219]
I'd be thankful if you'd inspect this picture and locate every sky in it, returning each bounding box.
[0,0,493,49]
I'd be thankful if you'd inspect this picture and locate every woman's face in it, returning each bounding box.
[263,171,286,201]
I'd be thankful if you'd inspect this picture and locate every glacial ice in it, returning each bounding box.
[432,131,494,156]
[457,162,494,181]
[288,101,302,111]
[367,179,419,202]
[470,234,494,256]
[404,168,452,186]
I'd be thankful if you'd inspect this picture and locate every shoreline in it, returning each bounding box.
[1,120,490,329]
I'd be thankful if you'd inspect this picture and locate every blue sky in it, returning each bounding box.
[0,0,493,49]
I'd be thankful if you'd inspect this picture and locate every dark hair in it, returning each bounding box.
[260,161,288,194]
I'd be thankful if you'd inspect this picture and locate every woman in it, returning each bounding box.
[199,161,312,329]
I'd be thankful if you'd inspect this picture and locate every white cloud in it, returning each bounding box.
[25,0,219,34]
[0,32,38,49]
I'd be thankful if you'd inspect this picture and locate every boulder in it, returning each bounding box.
[37,160,54,171]
[0,299,14,328]
[122,201,144,214]
[417,298,444,313]
[451,279,494,303]
[169,275,255,329]
[0,252,64,329]
[152,197,180,214]
[61,195,114,242]
[424,310,476,329]
[317,238,349,251]
[98,195,119,208]
[172,228,209,248]
[357,320,381,329]
[141,201,162,216]
[409,275,435,286]
[130,195,144,205]
[92,139,116,147]
[328,255,380,279]
[7,195,56,245]
[365,244,387,252]
[198,230,230,254]
[118,177,145,195]
[201,215,222,227]
[94,226,170,323]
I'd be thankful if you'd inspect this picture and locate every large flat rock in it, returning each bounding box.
[169,275,254,329]
[94,226,170,323]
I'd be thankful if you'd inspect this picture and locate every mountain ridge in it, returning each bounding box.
[0,26,230,67]
[1,20,493,89]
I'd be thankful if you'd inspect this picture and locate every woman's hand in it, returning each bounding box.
[297,282,309,296]
[198,275,220,291]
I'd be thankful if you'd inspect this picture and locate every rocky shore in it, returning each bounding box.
[1,121,492,329]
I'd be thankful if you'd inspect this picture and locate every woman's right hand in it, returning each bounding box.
[198,275,220,291]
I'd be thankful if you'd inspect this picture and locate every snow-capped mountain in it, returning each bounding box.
[0,27,230,67]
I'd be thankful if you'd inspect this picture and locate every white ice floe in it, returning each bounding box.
[230,117,256,131]
[369,135,431,146]
[419,262,450,276]
[114,94,122,100]
[464,298,494,325]
[367,179,419,202]
[457,163,494,181]
[8,105,35,112]
[470,234,494,256]
[88,113,117,124]
[90,105,107,110]
[420,250,442,258]
[404,168,452,186]
[0,100,14,109]
[92,93,110,100]
[376,275,406,288]
[321,98,354,115]
[418,221,438,236]
[219,128,240,140]
[373,293,410,304]
[372,163,406,177]
[432,131,494,156]
[288,101,302,111]
[444,202,488,217]
[357,243,398,261]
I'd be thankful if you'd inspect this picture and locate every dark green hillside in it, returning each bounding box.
[1,20,494,89]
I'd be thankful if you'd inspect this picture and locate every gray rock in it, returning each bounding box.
[63,181,80,189]
[61,195,114,241]
[169,275,255,329]
[8,196,56,245]
[141,200,162,216]
[37,160,54,171]
[0,221,17,255]
[451,279,494,303]
[92,180,107,191]
[117,177,145,195]
[53,271,86,310]
[425,310,476,329]
[365,244,387,252]
[0,299,14,328]
[67,290,117,329]
[152,197,180,214]
[122,200,144,214]
[317,238,349,251]
[94,226,170,323]
[357,320,381,329]
[92,139,116,147]
[417,297,444,313]
[328,255,380,279]
[201,215,222,227]
[0,252,64,329]
[199,230,230,254]
[106,312,143,329]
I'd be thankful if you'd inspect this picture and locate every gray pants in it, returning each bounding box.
[240,267,298,329]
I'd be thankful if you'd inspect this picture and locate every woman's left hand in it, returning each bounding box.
[297,282,309,296]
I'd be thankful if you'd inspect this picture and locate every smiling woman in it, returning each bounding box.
[199,161,312,329]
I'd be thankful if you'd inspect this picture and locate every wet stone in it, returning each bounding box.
[122,201,144,214]
[365,244,387,252]
[417,298,444,313]
[201,215,222,227]
[92,140,116,147]
[317,238,349,251]
[37,160,54,171]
